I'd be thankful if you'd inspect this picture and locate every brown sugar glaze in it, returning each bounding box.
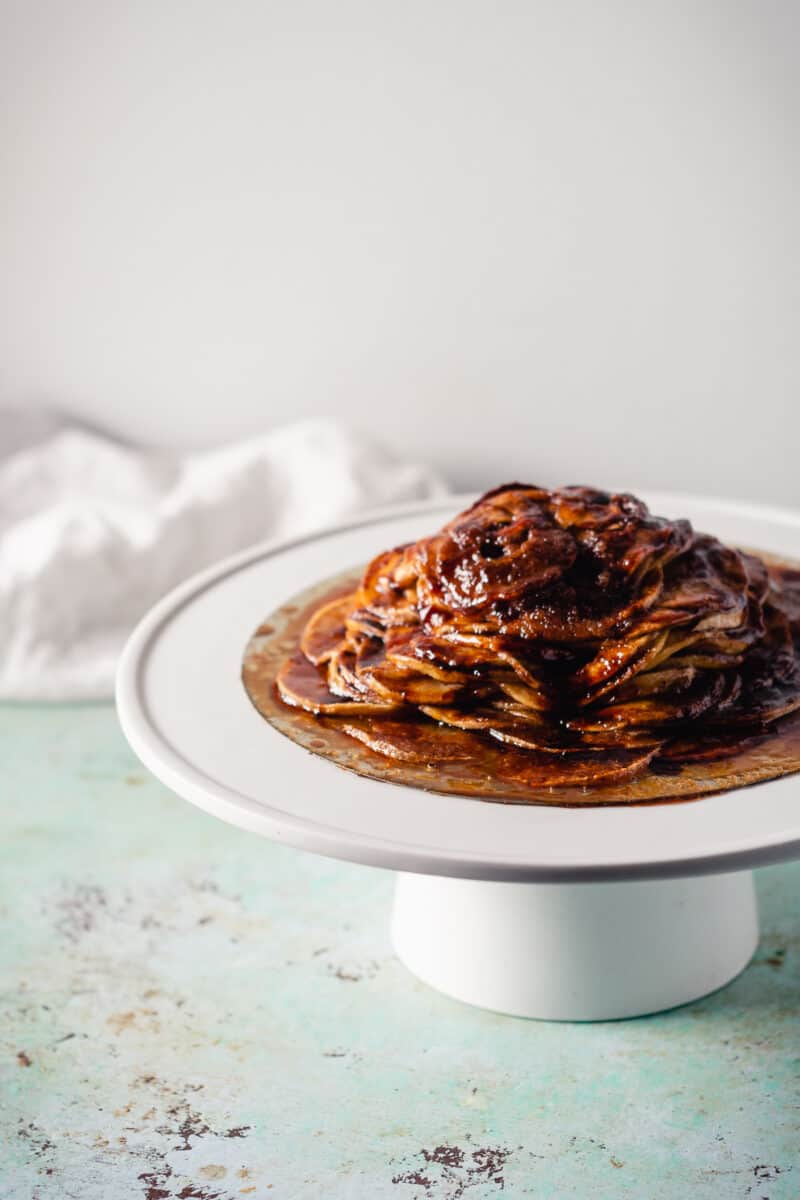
[243,566,800,808]
[242,485,800,807]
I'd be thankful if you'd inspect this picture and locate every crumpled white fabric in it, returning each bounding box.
[0,412,447,700]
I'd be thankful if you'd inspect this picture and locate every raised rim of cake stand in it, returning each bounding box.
[116,492,800,1018]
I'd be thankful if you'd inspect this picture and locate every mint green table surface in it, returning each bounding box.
[1,704,798,1199]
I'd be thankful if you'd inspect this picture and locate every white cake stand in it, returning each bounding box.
[116,493,800,1021]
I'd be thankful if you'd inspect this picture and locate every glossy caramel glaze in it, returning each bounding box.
[243,486,800,806]
[243,584,800,807]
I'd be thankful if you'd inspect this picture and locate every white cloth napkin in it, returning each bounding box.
[0,412,447,700]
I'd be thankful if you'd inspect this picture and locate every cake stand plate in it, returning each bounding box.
[116,493,800,1020]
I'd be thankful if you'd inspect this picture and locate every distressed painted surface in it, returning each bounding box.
[0,704,798,1200]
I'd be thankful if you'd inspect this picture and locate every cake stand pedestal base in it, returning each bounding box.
[392,869,758,1021]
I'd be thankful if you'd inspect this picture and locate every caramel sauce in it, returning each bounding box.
[242,563,800,808]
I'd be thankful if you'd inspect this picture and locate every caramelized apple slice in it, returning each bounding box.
[300,591,357,664]
[340,718,477,763]
[277,654,397,716]
[419,705,497,730]
[499,745,660,788]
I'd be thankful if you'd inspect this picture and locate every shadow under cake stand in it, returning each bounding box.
[116,494,800,1020]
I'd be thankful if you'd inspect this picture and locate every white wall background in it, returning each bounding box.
[2,0,798,502]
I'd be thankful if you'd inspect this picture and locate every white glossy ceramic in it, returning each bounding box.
[116,492,800,1018]
[392,870,759,1019]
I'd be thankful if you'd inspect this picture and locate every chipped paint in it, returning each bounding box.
[1,704,799,1199]
[392,1144,512,1197]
